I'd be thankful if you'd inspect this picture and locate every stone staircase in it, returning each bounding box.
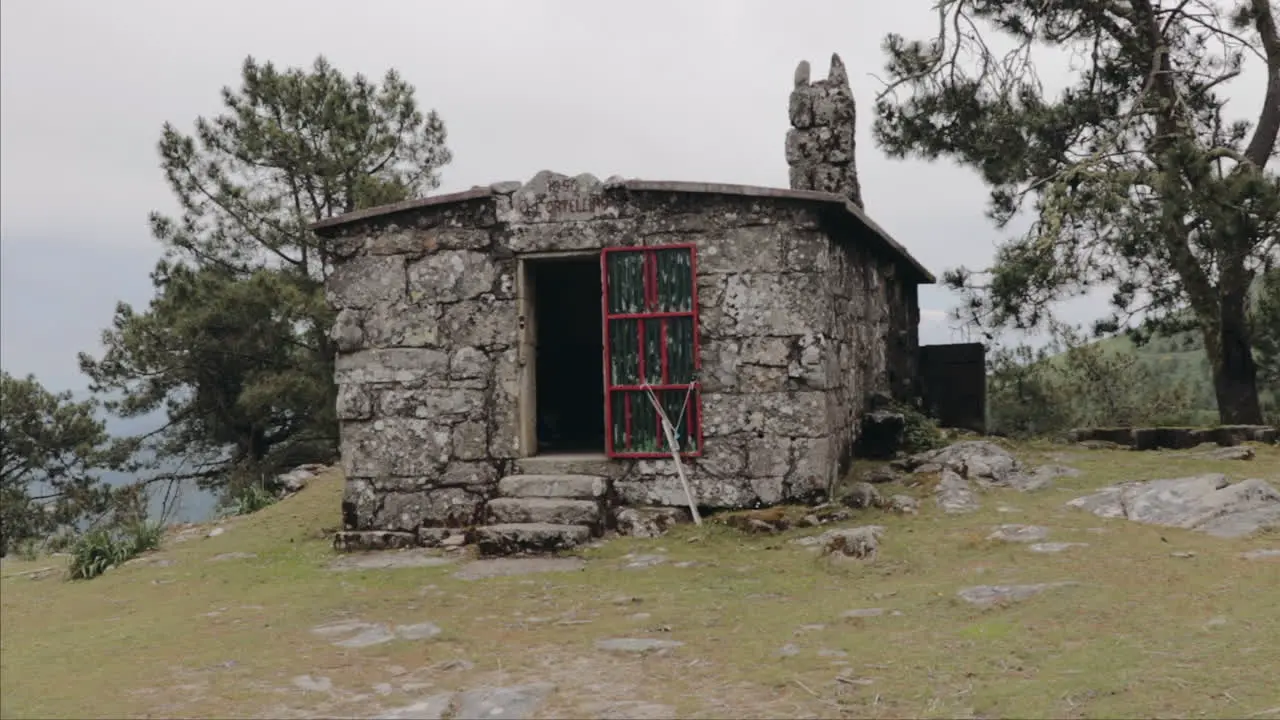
[472,470,611,556]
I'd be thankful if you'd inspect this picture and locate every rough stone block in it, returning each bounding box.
[380,388,486,423]
[472,523,590,556]
[407,251,498,303]
[498,474,608,499]
[438,462,499,488]
[375,488,485,530]
[335,348,449,386]
[333,531,418,552]
[485,498,602,528]
[340,419,452,477]
[721,273,828,336]
[327,255,406,309]
[697,226,783,274]
[747,436,791,477]
[361,302,442,349]
[440,298,517,349]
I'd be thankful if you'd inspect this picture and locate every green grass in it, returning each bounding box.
[2,445,1280,719]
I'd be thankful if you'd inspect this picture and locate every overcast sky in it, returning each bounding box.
[2,0,1270,394]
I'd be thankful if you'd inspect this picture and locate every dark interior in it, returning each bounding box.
[533,257,605,453]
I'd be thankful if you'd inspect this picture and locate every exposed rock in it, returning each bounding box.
[276,463,329,496]
[311,620,396,648]
[311,619,444,648]
[1170,551,1197,558]
[595,638,684,654]
[820,526,882,560]
[1194,446,1256,461]
[449,683,556,720]
[453,557,585,581]
[208,552,257,562]
[375,692,455,720]
[292,674,333,693]
[839,482,881,509]
[584,700,677,720]
[622,553,667,569]
[887,494,920,515]
[1029,542,1089,553]
[957,582,1078,607]
[987,525,1050,543]
[207,527,225,539]
[841,608,886,618]
[936,469,979,514]
[777,643,801,657]
[1066,475,1280,538]
[1241,549,1280,561]
[614,507,691,538]
[862,466,900,484]
[904,440,1060,491]
[394,622,442,640]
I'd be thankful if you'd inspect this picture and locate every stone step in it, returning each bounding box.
[472,523,591,556]
[514,455,623,478]
[498,474,608,499]
[486,497,601,528]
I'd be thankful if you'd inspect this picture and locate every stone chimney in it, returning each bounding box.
[785,53,863,208]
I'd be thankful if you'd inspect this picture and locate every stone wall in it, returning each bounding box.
[786,54,864,208]
[320,171,921,533]
[822,230,912,479]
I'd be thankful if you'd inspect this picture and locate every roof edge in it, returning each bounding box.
[310,186,493,231]
[308,179,934,283]
[618,181,934,283]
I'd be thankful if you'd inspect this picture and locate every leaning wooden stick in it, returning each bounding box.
[642,385,702,526]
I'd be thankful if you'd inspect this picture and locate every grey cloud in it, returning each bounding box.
[1,0,1267,388]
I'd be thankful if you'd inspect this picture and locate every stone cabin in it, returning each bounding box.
[312,54,941,553]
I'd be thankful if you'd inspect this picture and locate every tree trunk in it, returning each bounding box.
[1210,288,1263,425]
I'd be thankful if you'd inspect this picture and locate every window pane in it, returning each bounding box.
[643,318,663,385]
[665,316,696,385]
[655,248,693,312]
[608,319,639,385]
[606,251,645,314]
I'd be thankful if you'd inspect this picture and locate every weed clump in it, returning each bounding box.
[67,522,164,580]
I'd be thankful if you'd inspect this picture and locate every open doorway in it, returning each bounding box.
[529,256,605,454]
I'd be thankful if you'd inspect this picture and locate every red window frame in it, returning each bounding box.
[600,244,704,458]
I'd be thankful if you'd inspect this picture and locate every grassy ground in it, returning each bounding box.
[2,442,1279,719]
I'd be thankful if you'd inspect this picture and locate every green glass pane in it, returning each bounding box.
[606,252,645,314]
[608,319,639,385]
[655,248,693,312]
[665,317,696,384]
[643,318,663,385]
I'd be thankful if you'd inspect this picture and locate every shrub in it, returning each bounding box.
[67,521,164,580]
[894,402,945,453]
[217,476,277,518]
